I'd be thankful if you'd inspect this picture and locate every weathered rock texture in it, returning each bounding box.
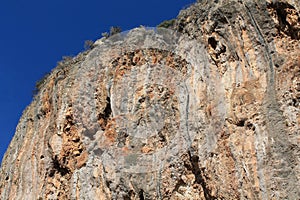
[1,0,299,199]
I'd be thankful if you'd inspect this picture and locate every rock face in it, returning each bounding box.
[1,0,299,199]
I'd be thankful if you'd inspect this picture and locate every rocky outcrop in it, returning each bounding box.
[0,0,299,199]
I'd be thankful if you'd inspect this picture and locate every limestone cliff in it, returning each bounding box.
[0,0,299,199]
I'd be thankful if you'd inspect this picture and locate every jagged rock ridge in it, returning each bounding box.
[0,0,299,199]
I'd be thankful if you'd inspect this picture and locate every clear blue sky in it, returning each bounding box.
[0,0,195,163]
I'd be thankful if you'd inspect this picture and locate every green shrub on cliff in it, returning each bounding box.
[157,19,176,29]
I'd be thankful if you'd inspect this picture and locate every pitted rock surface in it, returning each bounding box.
[1,0,300,199]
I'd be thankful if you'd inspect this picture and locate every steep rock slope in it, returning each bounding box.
[0,0,299,199]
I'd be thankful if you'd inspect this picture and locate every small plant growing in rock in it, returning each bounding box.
[57,56,73,68]
[84,40,95,50]
[157,19,176,29]
[33,72,51,96]
[101,32,109,38]
[101,26,122,39]
[110,26,122,36]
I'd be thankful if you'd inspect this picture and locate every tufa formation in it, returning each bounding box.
[1,0,300,199]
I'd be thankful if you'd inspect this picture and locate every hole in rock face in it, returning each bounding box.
[236,119,246,127]
[73,138,80,143]
[208,37,227,59]
[98,97,112,131]
[220,45,226,54]
[5,176,9,181]
[291,98,298,107]
[139,190,145,200]
[208,37,218,49]
[103,97,112,118]
[246,122,255,131]
[268,2,300,39]
[49,156,70,177]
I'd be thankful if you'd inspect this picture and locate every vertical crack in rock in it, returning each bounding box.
[188,151,215,200]
[98,97,112,131]
[138,189,145,200]
[243,1,299,198]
